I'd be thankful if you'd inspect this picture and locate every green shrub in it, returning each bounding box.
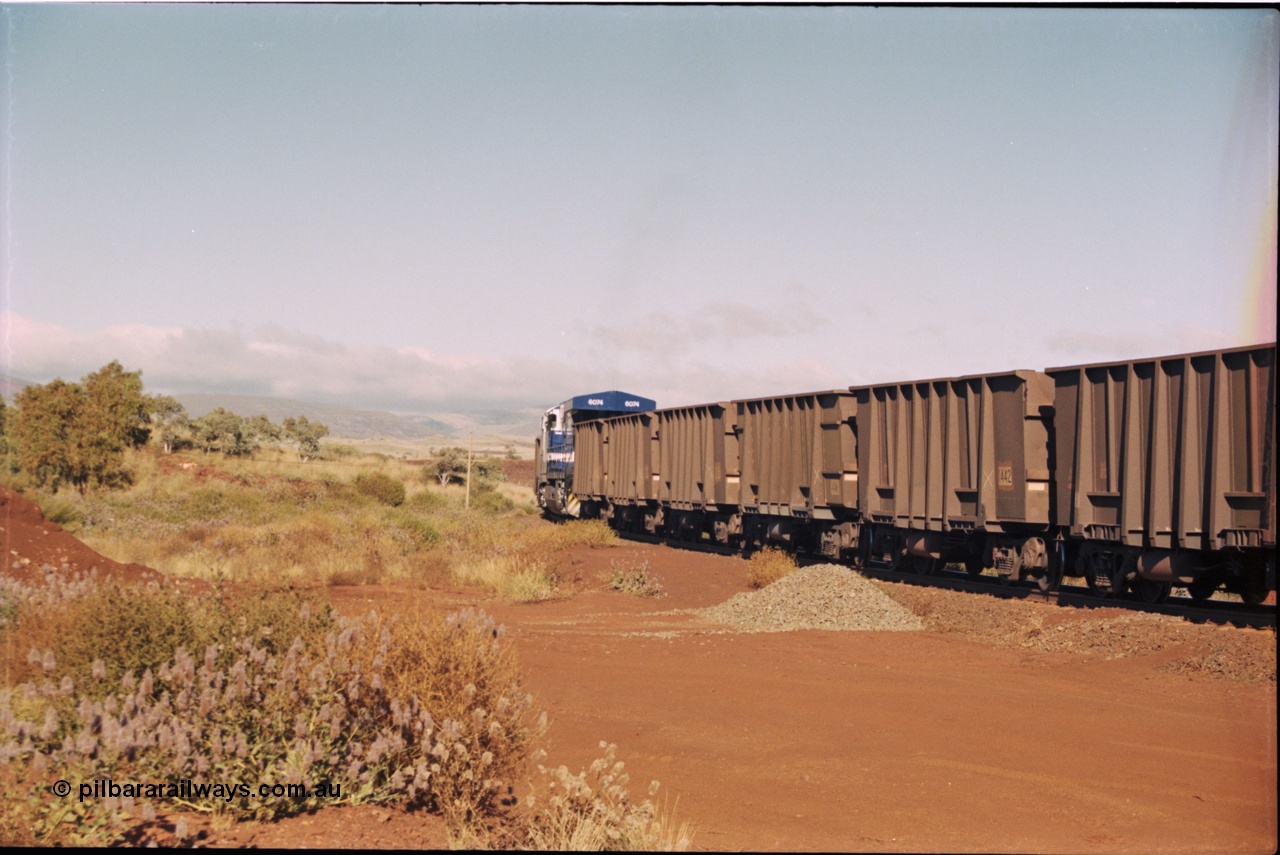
[408,489,450,511]
[472,489,515,515]
[471,456,506,488]
[36,493,85,529]
[56,582,202,700]
[388,511,442,549]
[353,472,406,507]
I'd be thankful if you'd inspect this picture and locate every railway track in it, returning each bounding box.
[611,527,1277,631]
[852,563,1278,631]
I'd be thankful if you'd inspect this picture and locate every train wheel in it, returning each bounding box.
[1037,564,1063,593]
[1039,540,1070,593]
[964,558,984,577]
[1240,588,1269,606]
[851,536,872,572]
[1132,578,1172,604]
[1187,577,1218,601]
[1082,548,1127,598]
[1086,569,1127,598]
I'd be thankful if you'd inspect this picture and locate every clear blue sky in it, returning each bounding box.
[2,4,1276,413]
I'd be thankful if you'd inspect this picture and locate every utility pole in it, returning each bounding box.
[465,432,473,510]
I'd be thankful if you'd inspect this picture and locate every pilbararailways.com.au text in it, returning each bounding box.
[58,777,342,803]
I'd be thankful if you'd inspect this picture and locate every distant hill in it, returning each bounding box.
[426,408,546,439]
[176,393,455,441]
[0,374,31,400]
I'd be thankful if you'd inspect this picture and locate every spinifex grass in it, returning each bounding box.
[745,547,798,589]
[29,447,621,598]
[447,518,621,602]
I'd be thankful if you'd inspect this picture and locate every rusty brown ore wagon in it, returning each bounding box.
[572,393,860,557]
[656,402,734,542]
[574,410,659,532]
[543,342,1276,604]
[851,369,1060,590]
[732,391,859,558]
[1048,343,1276,604]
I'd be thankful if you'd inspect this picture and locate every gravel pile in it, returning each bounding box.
[1026,612,1175,657]
[698,564,924,633]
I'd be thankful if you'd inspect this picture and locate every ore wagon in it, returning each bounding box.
[595,410,661,532]
[733,390,860,559]
[1048,343,1276,603]
[655,402,734,542]
[852,369,1059,587]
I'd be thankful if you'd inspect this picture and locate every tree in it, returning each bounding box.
[247,414,281,445]
[12,380,85,491]
[426,447,505,489]
[190,408,267,457]
[191,408,234,454]
[427,447,469,486]
[282,415,329,462]
[82,361,151,450]
[10,361,150,492]
[146,394,189,453]
[188,410,286,458]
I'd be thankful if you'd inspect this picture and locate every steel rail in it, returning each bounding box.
[849,562,1277,630]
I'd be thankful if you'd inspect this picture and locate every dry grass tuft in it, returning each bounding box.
[521,742,693,851]
[604,560,665,598]
[370,606,540,828]
[450,555,559,603]
[745,547,798,589]
[525,519,620,551]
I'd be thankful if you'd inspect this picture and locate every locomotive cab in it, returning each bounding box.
[535,390,655,517]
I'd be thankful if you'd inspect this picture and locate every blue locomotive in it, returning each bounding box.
[534,390,656,517]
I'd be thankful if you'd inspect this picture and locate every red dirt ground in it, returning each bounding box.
[3,487,1276,851]
[0,486,164,586]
